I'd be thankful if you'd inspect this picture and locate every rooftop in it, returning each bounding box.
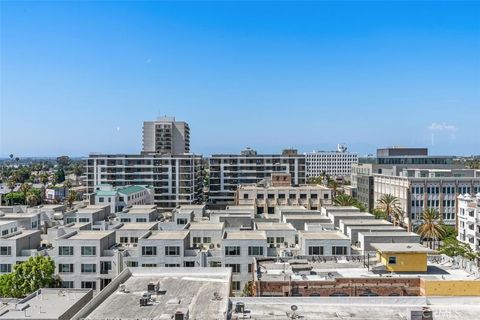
[118,185,148,195]
[85,268,231,320]
[371,243,434,253]
[340,219,392,226]
[68,230,115,240]
[300,231,349,240]
[147,230,189,240]
[188,222,224,230]
[118,222,158,230]
[256,222,296,231]
[230,297,480,320]
[0,288,92,320]
[225,231,267,240]
[360,231,419,237]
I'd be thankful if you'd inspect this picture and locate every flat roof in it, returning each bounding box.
[230,297,480,320]
[0,288,91,320]
[360,231,419,237]
[225,231,267,240]
[300,231,349,240]
[86,268,230,320]
[284,215,331,220]
[188,222,224,230]
[147,230,189,240]
[0,220,16,226]
[371,243,434,253]
[340,219,392,225]
[68,230,115,240]
[121,208,156,215]
[119,222,158,230]
[0,229,40,240]
[256,222,296,231]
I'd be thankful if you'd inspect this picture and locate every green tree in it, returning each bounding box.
[5,192,25,205]
[439,238,478,260]
[333,194,366,212]
[372,208,388,220]
[70,163,84,185]
[19,183,31,204]
[377,194,404,226]
[0,256,56,298]
[417,208,446,249]
[54,168,65,184]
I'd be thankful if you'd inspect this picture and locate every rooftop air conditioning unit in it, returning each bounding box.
[174,308,189,320]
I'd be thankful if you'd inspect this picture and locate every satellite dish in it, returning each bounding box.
[291,305,298,311]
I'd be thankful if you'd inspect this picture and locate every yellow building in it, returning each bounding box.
[371,243,434,272]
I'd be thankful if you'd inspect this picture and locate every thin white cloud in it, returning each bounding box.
[428,122,457,132]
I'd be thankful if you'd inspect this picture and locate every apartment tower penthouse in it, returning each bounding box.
[86,117,202,208]
[209,148,306,204]
[142,116,190,155]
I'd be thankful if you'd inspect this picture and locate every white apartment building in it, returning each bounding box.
[86,154,203,208]
[0,230,44,274]
[298,231,351,256]
[90,184,154,213]
[116,205,159,223]
[235,179,332,215]
[222,230,268,292]
[457,193,480,252]
[305,145,358,178]
[209,148,306,204]
[374,169,480,226]
[142,116,190,155]
[53,230,119,290]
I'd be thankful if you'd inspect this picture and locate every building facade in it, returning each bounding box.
[142,116,190,155]
[374,169,480,226]
[209,148,306,205]
[85,154,203,208]
[305,144,358,177]
[457,193,480,252]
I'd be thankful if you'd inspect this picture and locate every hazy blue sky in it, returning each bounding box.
[1,1,479,157]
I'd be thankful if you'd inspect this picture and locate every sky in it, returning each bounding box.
[1,1,479,158]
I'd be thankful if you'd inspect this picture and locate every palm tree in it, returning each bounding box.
[19,183,31,204]
[417,208,446,249]
[328,180,340,198]
[64,180,72,190]
[26,191,40,206]
[334,194,357,206]
[67,190,77,208]
[7,177,17,193]
[377,194,404,226]
[71,163,83,186]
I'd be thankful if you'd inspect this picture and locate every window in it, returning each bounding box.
[226,264,241,273]
[308,246,323,255]
[276,237,285,244]
[300,193,307,199]
[257,194,264,199]
[120,218,131,223]
[248,263,253,273]
[130,237,138,243]
[58,246,74,256]
[177,218,188,225]
[0,247,12,256]
[289,194,296,199]
[278,194,285,199]
[81,264,96,273]
[0,264,12,273]
[225,246,241,256]
[165,246,180,256]
[61,281,74,288]
[81,246,96,256]
[81,281,96,290]
[232,281,241,291]
[142,263,157,267]
[1,230,8,236]
[203,237,212,243]
[142,246,157,256]
[388,256,397,265]
[79,218,90,223]
[99,197,104,203]
[120,237,129,243]
[323,193,329,199]
[248,246,264,256]
[126,261,138,267]
[267,194,275,199]
[311,193,318,199]
[193,237,202,244]
[136,218,147,222]
[332,246,347,255]
[267,207,274,214]
[59,264,74,273]
[267,237,275,244]
[165,264,180,267]
[243,193,249,199]
[184,261,195,267]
